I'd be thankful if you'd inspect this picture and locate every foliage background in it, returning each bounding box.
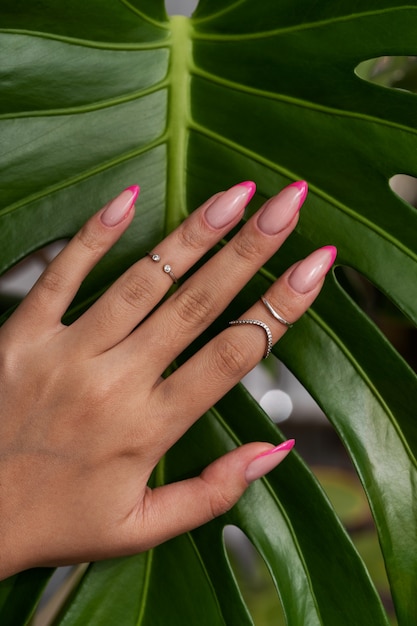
[0,1,417,624]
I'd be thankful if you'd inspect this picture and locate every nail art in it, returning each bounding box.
[245,439,295,483]
[101,185,140,227]
[204,181,256,229]
[288,246,337,294]
[257,181,308,235]
[239,181,257,202]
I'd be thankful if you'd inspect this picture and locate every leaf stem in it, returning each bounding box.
[165,16,192,235]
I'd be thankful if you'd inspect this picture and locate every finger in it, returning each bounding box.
[69,182,256,353]
[128,181,308,373]
[128,440,294,552]
[150,246,336,443]
[8,186,139,335]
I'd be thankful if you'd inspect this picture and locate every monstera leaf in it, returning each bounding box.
[1,1,417,624]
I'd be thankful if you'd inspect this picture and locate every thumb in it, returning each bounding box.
[135,440,295,551]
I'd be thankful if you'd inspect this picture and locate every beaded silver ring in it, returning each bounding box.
[229,319,273,359]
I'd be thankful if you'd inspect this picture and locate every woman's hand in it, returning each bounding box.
[0,181,336,579]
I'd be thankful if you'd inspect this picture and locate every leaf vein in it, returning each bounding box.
[191,66,417,137]
[192,6,417,41]
[0,28,171,50]
[190,122,417,263]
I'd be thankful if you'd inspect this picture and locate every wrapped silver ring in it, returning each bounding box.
[261,296,293,328]
[229,319,273,359]
[147,252,178,283]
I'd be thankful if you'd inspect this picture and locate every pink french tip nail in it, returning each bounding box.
[238,180,256,202]
[321,245,338,270]
[204,181,256,229]
[256,439,296,458]
[125,185,140,204]
[256,181,307,235]
[288,180,308,207]
[100,185,140,227]
[288,245,337,294]
[245,439,295,483]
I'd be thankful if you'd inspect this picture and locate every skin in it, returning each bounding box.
[0,181,334,579]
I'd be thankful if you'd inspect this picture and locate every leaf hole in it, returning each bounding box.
[389,174,417,207]
[334,265,417,370]
[243,355,327,425]
[32,564,88,626]
[165,0,198,16]
[0,241,67,311]
[223,525,286,625]
[355,56,417,92]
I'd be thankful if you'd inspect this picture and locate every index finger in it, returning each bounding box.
[5,186,139,336]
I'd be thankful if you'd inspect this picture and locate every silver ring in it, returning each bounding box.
[229,319,273,359]
[261,296,293,328]
[147,251,178,283]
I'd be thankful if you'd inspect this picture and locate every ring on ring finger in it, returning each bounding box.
[228,297,293,359]
[229,318,273,359]
[260,296,293,328]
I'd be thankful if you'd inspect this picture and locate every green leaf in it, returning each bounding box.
[1,1,417,624]
[55,386,388,626]
[0,569,53,626]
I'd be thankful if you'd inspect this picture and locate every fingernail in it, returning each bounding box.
[204,181,256,229]
[101,185,140,227]
[245,439,295,483]
[256,181,308,235]
[289,245,337,294]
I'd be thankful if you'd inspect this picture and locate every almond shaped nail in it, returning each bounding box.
[256,181,308,235]
[245,439,295,483]
[101,185,140,227]
[204,181,256,229]
[289,246,337,294]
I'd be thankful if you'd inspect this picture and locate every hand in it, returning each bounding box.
[0,181,336,578]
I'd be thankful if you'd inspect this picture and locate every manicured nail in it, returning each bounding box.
[204,181,256,229]
[101,185,140,227]
[257,181,308,235]
[289,246,337,294]
[245,439,295,483]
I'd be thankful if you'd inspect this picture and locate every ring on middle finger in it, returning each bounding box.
[147,251,178,284]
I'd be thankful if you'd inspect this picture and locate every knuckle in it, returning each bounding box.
[173,286,214,326]
[118,272,155,309]
[37,268,69,295]
[213,335,251,379]
[232,231,263,263]
[267,293,299,324]
[75,224,102,255]
[208,486,236,518]
[176,217,206,251]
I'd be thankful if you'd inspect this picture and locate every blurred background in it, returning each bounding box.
[2,2,416,624]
